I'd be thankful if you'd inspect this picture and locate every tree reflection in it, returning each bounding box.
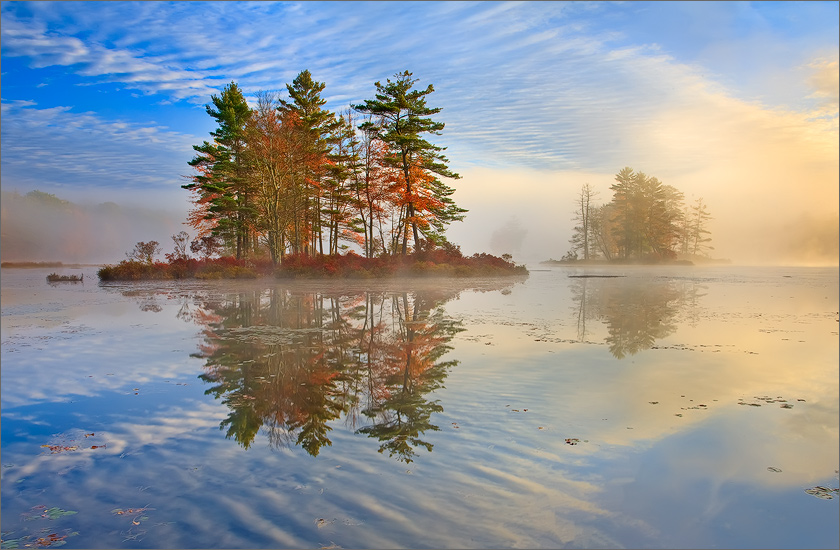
[356,293,463,463]
[570,276,707,358]
[188,286,465,461]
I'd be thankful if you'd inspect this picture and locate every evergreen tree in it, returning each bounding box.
[184,82,253,259]
[689,197,714,256]
[278,70,340,256]
[608,167,681,260]
[353,71,465,255]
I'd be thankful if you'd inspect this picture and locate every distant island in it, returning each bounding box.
[552,168,727,265]
[2,261,72,268]
[540,255,732,267]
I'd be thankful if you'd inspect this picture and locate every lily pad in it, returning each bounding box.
[24,507,77,521]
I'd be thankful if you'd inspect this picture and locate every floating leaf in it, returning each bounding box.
[767,467,782,473]
[40,446,78,455]
[565,438,580,445]
[315,518,334,528]
[2,529,77,549]
[804,486,839,500]
[112,506,153,518]
[43,508,77,520]
[33,533,68,547]
[25,507,77,521]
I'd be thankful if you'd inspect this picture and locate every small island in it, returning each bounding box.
[541,169,729,266]
[46,272,84,282]
[97,246,526,281]
[98,71,526,282]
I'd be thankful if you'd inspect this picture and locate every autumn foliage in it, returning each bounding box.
[97,248,525,281]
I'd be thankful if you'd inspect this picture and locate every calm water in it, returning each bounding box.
[1,265,838,549]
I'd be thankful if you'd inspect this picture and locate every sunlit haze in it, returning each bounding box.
[1,1,837,265]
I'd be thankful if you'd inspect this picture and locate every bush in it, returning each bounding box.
[98,249,527,281]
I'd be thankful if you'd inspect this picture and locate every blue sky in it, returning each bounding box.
[1,1,838,263]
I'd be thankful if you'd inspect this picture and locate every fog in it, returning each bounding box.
[1,168,837,267]
[0,190,188,265]
[446,166,840,266]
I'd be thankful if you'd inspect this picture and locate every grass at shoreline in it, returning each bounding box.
[97,251,527,281]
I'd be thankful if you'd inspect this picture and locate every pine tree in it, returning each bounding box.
[608,167,681,260]
[689,197,714,256]
[278,70,340,256]
[353,71,465,255]
[184,82,253,259]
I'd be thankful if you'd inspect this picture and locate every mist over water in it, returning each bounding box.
[0,191,187,264]
[1,185,837,267]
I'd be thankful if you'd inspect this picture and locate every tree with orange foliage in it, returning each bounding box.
[353,71,466,255]
[348,114,399,257]
[279,70,340,257]
[243,90,310,264]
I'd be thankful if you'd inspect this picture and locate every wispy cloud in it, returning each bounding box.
[0,99,198,193]
[3,2,834,172]
[1,1,837,263]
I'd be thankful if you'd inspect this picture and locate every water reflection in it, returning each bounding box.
[570,276,707,358]
[182,286,466,461]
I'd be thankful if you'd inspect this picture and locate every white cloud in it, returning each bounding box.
[0,99,199,194]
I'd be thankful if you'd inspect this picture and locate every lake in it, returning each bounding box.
[1,265,838,549]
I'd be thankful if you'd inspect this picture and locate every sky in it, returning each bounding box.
[1,1,838,265]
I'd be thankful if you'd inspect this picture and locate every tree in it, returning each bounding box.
[348,114,397,258]
[568,183,598,260]
[322,110,361,255]
[278,70,340,256]
[353,71,465,255]
[608,167,681,260]
[126,241,161,264]
[243,91,309,264]
[190,235,221,260]
[659,184,686,254]
[167,231,191,261]
[688,197,714,256]
[590,204,617,261]
[185,82,254,259]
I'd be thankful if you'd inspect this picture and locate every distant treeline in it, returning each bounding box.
[0,190,181,264]
[2,261,67,268]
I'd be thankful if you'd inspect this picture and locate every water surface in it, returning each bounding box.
[2,265,838,548]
